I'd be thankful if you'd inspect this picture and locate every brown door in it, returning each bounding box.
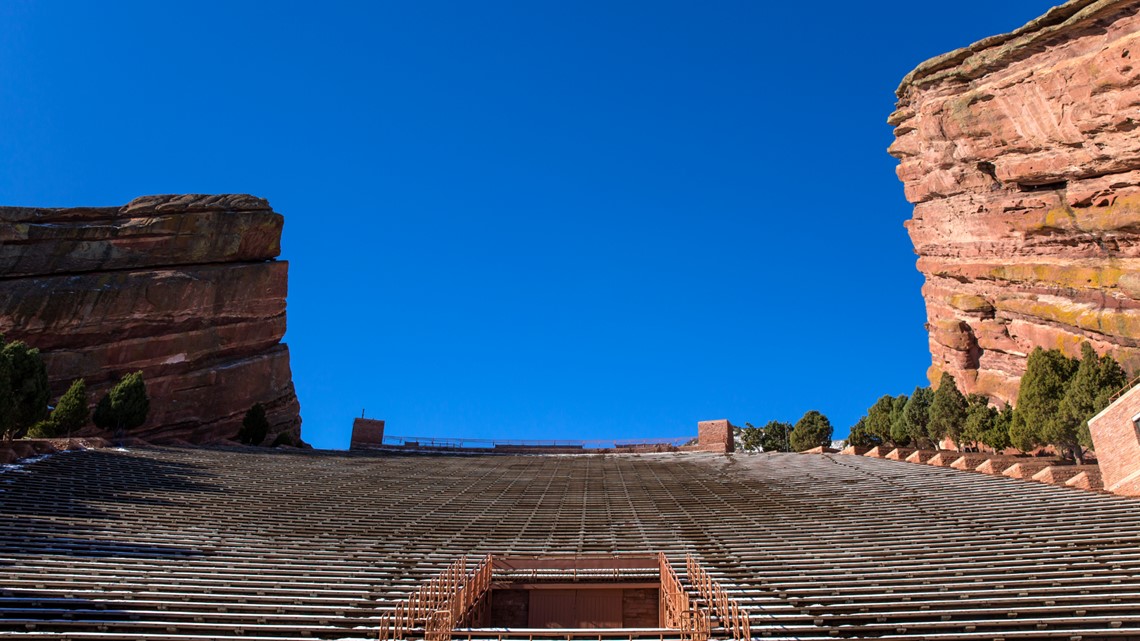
[527,588,624,628]
[576,589,622,628]
[529,589,576,628]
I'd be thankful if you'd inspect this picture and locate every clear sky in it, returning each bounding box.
[0,1,1060,449]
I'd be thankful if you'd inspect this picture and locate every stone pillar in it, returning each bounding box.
[697,419,734,453]
[350,418,385,450]
[1088,386,1140,497]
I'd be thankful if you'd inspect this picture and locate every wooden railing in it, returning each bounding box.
[659,553,710,641]
[685,554,750,641]
[379,554,494,641]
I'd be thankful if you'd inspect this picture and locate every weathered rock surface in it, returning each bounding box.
[890,0,1140,404]
[0,194,302,444]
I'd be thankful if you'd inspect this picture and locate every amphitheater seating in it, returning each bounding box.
[0,447,1138,640]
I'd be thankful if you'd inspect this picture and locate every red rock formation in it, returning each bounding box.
[0,194,302,444]
[890,0,1140,403]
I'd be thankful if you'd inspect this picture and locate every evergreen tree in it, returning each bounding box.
[238,403,270,446]
[0,341,14,442]
[928,372,968,450]
[1013,347,1078,452]
[93,372,149,439]
[1054,343,1127,461]
[2,339,50,438]
[901,386,934,448]
[962,393,996,450]
[983,404,1014,453]
[789,410,833,452]
[864,395,894,445]
[1008,406,1037,452]
[758,420,794,452]
[846,417,876,448]
[27,379,88,439]
[739,423,763,452]
[888,394,910,446]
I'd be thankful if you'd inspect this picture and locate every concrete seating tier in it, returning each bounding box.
[0,447,1138,640]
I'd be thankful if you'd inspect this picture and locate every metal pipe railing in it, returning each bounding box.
[685,554,750,641]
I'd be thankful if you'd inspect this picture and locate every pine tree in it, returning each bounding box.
[846,417,876,448]
[238,403,270,446]
[888,394,909,446]
[93,372,149,439]
[0,340,14,442]
[739,423,763,452]
[962,393,996,450]
[789,410,832,452]
[1008,406,1037,452]
[864,395,894,445]
[1054,343,1127,461]
[1013,347,1078,452]
[27,379,88,438]
[2,339,50,438]
[901,386,934,449]
[758,420,794,452]
[983,405,1014,453]
[928,372,968,450]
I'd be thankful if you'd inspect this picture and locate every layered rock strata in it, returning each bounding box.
[890,0,1140,403]
[0,194,302,444]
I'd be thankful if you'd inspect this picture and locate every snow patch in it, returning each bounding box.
[1,452,56,475]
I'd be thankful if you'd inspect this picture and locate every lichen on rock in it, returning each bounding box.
[891,0,1140,404]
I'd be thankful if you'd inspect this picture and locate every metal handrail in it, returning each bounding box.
[378,554,493,641]
[1109,373,1140,402]
[659,553,710,641]
[685,554,750,641]
[382,435,693,450]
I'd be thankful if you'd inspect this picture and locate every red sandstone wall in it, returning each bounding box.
[1088,385,1140,496]
[889,0,1140,404]
[0,194,302,445]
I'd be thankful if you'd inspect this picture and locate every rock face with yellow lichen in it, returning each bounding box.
[890,0,1140,404]
[0,194,303,445]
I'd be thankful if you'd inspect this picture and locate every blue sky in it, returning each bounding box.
[0,1,1059,449]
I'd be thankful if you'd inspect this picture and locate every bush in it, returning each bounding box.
[238,403,270,446]
[25,420,58,439]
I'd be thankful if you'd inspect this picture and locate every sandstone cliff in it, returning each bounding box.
[0,194,302,444]
[890,0,1140,403]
